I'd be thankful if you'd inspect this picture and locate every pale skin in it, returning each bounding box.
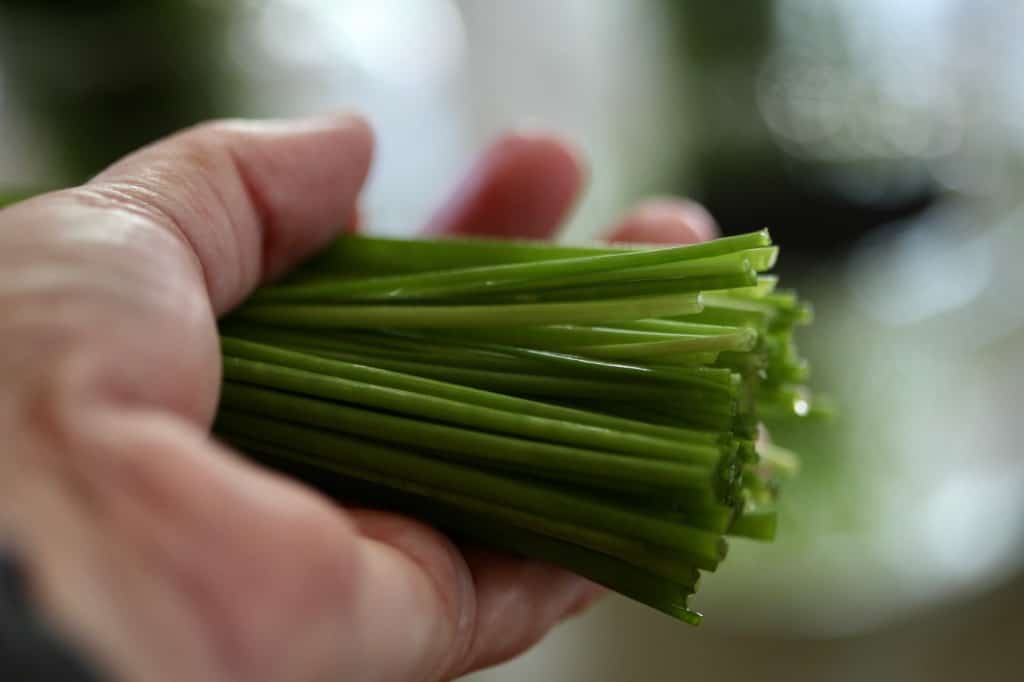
[0,115,717,681]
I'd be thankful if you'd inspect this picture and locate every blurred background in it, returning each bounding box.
[1,1,1022,679]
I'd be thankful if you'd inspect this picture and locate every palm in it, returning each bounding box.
[0,116,713,682]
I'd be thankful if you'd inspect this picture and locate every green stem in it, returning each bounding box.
[220,383,716,496]
[219,338,724,447]
[214,410,728,568]
[231,292,702,329]
[255,231,772,302]
[226,336,722,403]
[229,434,704,623]
[224,433,707,585]
[222,356,721,465]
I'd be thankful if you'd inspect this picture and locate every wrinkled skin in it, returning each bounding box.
[0,115,716,682]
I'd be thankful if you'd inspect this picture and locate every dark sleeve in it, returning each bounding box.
[0,546,107,681]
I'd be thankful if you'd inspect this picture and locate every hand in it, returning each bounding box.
[0,115,716,682]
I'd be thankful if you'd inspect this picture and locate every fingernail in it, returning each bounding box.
[218,112,371,137]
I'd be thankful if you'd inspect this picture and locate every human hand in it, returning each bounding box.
[0,115,716,681]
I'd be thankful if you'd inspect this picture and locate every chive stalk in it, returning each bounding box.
[214,229,821,624]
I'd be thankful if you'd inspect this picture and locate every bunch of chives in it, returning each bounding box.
[215,229,823,624]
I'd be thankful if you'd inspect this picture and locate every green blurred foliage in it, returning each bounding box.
[0,0,237,182]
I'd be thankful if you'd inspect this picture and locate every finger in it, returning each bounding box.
[606,197,719,245]
[346,509,478,679]
[423,131,585,239]
[347,511,603,680]
[87,114,373,313]
[347,204,364,233]
[450,547,603,677]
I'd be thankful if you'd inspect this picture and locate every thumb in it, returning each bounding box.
[88,114,373,313]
